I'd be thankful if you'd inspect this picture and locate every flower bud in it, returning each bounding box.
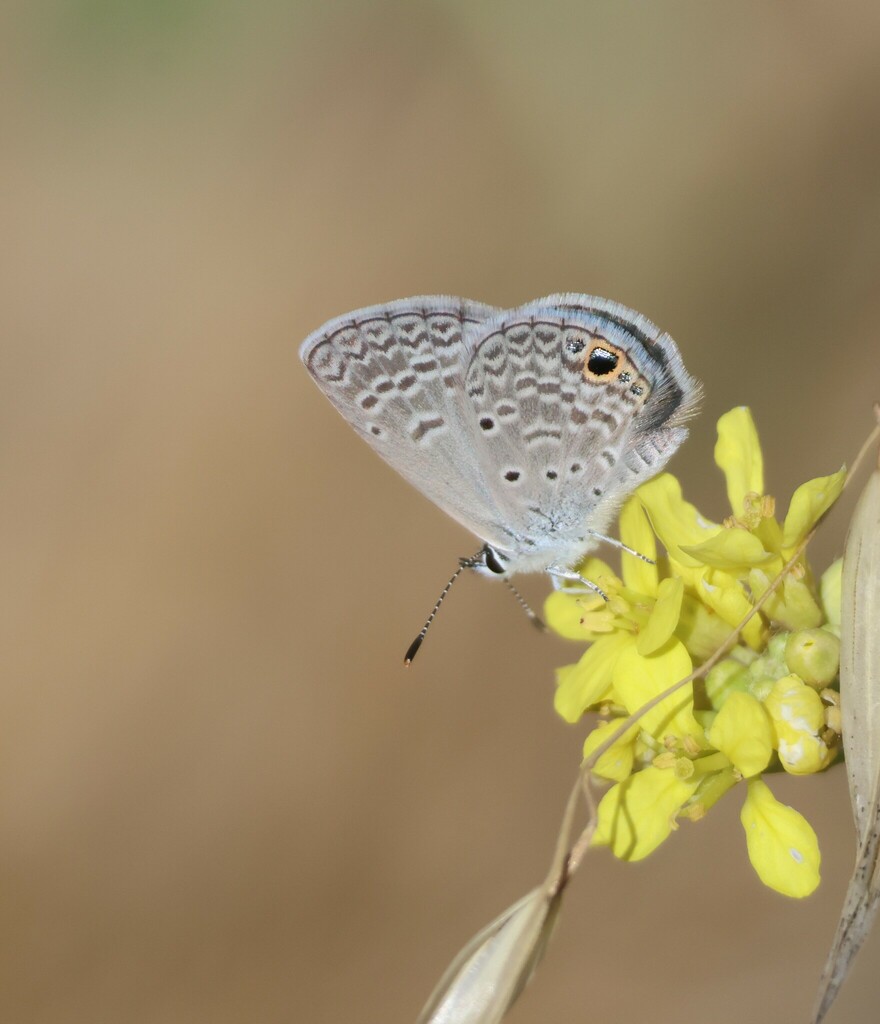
[785,628,840,687]
[764,675,835,775]
[702,658,749,719]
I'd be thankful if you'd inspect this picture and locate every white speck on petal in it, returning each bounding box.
[777,701,813,734]
[778,739,805,767]
[790,847,804,864]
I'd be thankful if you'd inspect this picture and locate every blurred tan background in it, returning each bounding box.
[1,2,880,1021]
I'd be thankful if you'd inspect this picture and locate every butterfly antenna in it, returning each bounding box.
[504,580,547,632]
[404,565,466,667]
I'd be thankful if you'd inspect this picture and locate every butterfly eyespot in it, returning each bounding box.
[371,426,382,436]
[570,463,582,474]
[565,338,585,354]
[586,347,619,375]
[631,384,644,396]
[479,416,494,431]
[546,469,558,480]
[504,470,521,482]
[619,371,632,383]
[593,487,602,497]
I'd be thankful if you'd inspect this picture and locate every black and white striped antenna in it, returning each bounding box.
[404,561,546,666]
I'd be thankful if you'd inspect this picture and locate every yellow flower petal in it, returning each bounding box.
[820,558,843,627]
[754,512,784,555]
[618,496,659,596]
[748,569,823,631]
[637,577,684,656]
[582,719,639,781]
[740,779,820,897]
[715,407,764,513]
[554,633,633,723]
[612,639,702,741]
[675,594,738,661]
[679,528,775,571]
[781,468,846,550]
[592,767,698,860]
[698,570,765,650]
[543,591,607,641]
[706,692,773,777]
[638,474,720,566]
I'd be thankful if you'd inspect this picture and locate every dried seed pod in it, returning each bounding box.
[417,775,580,1024]
[840,463,880,834]
[813,454,880,1023]
[416,885,564,1024]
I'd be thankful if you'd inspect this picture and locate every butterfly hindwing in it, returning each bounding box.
[462,296,699,555]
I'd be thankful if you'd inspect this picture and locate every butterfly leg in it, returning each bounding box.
[584,531,655,564]
[545,565,608,601]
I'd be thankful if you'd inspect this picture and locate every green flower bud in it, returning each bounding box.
[704,659,748,709]
[743,631,792,688]
[785,628,841,687]
[760,631,791,677]
[747,675,778,703]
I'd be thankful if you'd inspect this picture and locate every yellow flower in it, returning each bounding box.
[546,407,844,898]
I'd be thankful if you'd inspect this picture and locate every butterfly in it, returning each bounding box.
[300,294,700,660]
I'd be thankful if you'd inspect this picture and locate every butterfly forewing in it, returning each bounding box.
[300,296,513,543]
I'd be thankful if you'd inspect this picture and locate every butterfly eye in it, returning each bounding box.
[484,547,507,574]
[586,347,619,375]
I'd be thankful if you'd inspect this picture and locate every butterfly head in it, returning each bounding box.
[464,545,511,577]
